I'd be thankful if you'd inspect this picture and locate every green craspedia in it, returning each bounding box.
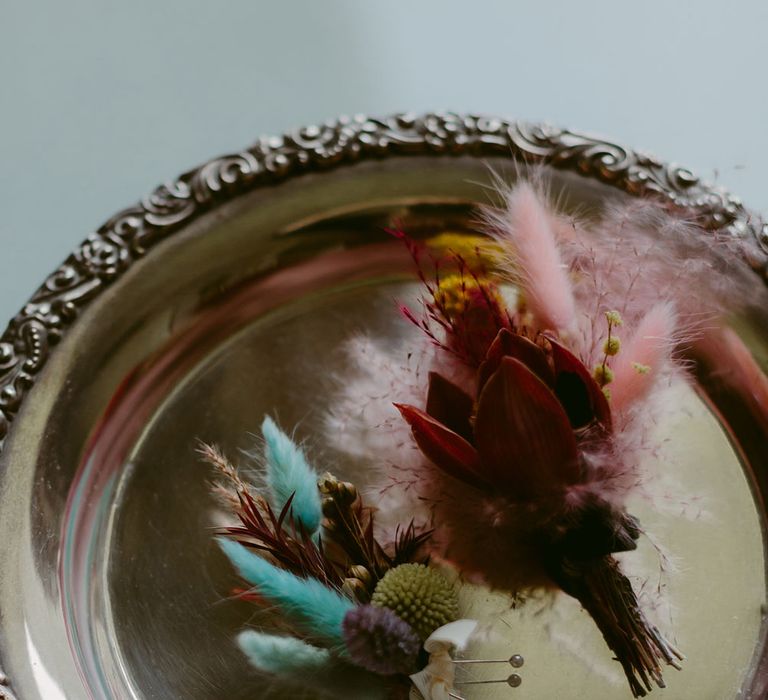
[371,563,458,641]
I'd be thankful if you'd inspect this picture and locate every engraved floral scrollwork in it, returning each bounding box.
[74,233,131,280]
[97,209,150,258]
[286,122,351,159]
[190,151,263,203]
[0,318,48,442]
[131,181,197,253]
[759,222,768,254]
[0,343,15,441]
[268,118,365,168]
[505,120,757,236]
[142,180,194,227]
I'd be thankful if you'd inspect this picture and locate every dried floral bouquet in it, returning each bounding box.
[202,178,763,699]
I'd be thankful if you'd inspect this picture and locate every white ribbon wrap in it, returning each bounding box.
[409,620,479,700]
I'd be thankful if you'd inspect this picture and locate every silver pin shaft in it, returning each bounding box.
[455,673,522,688]
[453,654,524,667]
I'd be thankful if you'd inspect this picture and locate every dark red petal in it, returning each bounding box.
[426,372,474,441]
[474,357,580,498]
[478,328,554,392]
[548,338,612,431]
[394,404,489,488]
[456,305,505,367]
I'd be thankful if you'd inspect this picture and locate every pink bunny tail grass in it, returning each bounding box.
[610,303,679,417]
[486,181,577,333]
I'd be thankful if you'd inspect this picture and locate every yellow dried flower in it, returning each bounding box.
[435,274,475,317]
[632,362,651,375]
[427,232,503,269]
[435,273,503,321]
[605,310,624,326]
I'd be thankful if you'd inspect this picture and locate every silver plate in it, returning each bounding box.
[1,113,767,700]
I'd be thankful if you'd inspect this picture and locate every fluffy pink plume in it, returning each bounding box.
[325,333,448,530]
[610,303,678,417]
[489,182,577,333]
[325,334,429,466]
[560,199,765,364]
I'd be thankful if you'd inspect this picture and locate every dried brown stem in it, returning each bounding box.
[318,473,390,581]
[561,556,683,697]
[198,441,250,488]
[226,489,343,587]
[392,521,433,567]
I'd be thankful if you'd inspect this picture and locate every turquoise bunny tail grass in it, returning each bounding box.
[237,630,332,674]
[238,630,391,699]
[261,416,323,536]
[218,538,352,645]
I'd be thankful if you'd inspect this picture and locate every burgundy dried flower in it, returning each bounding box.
[396,327,614,502]
[342,604,421,676]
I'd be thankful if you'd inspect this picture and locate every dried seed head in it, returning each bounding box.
[603,336,621,356]
[318,472,358,506]
[342,577,372,603]
[347,565,374,587]
[342,604,421,675]
[342,564,376,602]
[371,563,458,640]
[593,364,615,386]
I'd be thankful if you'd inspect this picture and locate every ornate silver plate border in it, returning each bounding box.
[1,112,767,698]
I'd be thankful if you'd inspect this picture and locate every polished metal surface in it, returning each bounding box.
[0,114,767,700]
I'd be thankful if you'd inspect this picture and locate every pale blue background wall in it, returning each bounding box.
[2,0,767,323]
